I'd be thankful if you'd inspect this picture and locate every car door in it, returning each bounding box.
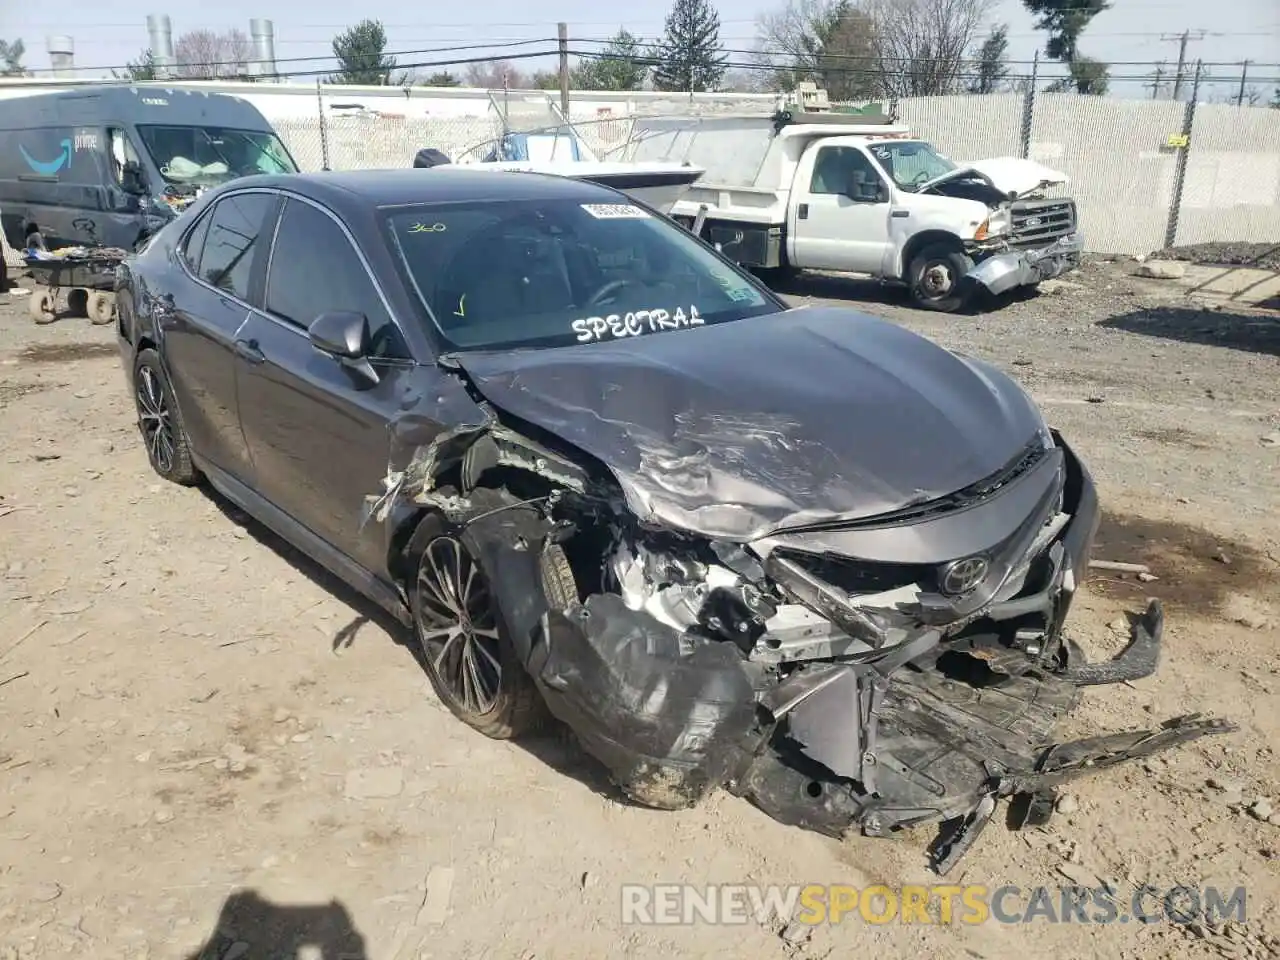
[235,194,418,574]
[162,190,278,481]
[787,144,894,275]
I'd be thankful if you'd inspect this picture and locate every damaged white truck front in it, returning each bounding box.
[634,101,1083,312]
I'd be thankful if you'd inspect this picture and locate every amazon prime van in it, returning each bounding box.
[0,84,299,252]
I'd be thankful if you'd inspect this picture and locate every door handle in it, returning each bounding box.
[234,338,265,364]
[798,203,809,220]
[891,210,910,219]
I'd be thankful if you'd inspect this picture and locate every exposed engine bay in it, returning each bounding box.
[370,377,1235,873]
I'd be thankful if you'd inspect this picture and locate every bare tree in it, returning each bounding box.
[757,0,994,100]
[865,0,994,97]
[463,60,526,89]
[756,0,881,99]
[719,68,770,93]
[173,28,254,80]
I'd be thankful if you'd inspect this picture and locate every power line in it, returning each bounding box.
[6,33,1279,85]
[12,38,560,77]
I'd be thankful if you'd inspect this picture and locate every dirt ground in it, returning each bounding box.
[1,260,1278,960]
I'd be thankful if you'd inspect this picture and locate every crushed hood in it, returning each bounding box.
[454,305,1044,541]
[918,157,1069,197]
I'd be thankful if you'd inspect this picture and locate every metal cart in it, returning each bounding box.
[23,252,123,325]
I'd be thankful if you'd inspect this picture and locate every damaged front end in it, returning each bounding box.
[381,406,1234,874]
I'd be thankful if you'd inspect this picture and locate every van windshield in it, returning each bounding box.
[136,124,297,186]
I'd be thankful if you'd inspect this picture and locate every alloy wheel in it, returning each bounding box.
[136,366,176,474]
[415,536,503,714]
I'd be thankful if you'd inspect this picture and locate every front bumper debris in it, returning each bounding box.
[528,583,1235,874]
[967,232,1085,296]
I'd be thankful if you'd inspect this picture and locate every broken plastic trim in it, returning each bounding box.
[1059,598,1163,686]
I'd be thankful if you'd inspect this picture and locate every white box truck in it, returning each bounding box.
[626,104,1083,312]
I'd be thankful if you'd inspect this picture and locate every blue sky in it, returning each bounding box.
[2,0,1278,99]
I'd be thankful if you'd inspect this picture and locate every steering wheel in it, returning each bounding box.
[586,278,638,307]
[910,171,933,187]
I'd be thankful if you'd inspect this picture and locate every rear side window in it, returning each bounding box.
[198,193,276,301]
[180,209,212,273]
[265,198,406,358]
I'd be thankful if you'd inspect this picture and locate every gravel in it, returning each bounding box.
[1151,241,1280,271]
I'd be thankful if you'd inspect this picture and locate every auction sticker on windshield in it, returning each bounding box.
[581,203,651,219]
[572,306,703,343]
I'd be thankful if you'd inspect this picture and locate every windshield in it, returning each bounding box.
[385,198,780,351]
[866,141,957,191]
[136,124,297,187]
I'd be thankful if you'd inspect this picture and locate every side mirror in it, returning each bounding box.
[308,311,379,385]
[309,310,369,358]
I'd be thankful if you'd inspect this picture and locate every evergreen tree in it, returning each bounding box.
[650,0,728,93]
[331,19,397,85]
[574,29,648,91]
[0,39,28,77]
[967,24,1009,94]
[114,50,160,81]
[423,71,461,87]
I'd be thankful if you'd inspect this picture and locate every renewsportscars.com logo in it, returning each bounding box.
[620,883,1249,927]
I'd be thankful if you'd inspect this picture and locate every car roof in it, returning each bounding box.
[239,168,624,211]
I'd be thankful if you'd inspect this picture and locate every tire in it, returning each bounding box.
[410,528,574,739]
[132,348,200,485]
[87,291,115,325]
[907,242,974,313]
[28,289,56,324]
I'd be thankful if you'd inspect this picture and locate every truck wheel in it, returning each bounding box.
[908,243,974,313]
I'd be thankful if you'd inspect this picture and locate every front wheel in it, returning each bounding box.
[411,532,570,739]
[907,243,974,313]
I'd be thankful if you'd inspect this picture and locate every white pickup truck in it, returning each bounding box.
[627,105,1084,312]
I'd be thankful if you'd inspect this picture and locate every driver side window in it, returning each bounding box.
[264,198,408,360]
[809,146,884,202]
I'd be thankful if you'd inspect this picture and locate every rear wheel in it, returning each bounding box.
[133,348,200,485]
[908,243,974,313]
[411,533,574,739]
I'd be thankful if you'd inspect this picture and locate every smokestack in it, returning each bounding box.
[250,19,278,81]
[146,14,174,79]
[47,36,74,78]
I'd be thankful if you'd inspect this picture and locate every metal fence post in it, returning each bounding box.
[1163,59,1202,250]
[1020,50,1039,160]
[316,79,331,171]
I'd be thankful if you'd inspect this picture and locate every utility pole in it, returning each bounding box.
[1161,30,1205,100]
[1147,61,1165,100]
[1236,60,1249,106]
[557,22,570,117]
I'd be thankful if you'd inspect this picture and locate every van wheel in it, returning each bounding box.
[908,243,974,313]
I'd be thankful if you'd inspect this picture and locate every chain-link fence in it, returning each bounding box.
[271,87,1280,257]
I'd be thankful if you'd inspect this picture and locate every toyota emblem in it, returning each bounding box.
[939,556,989,595]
